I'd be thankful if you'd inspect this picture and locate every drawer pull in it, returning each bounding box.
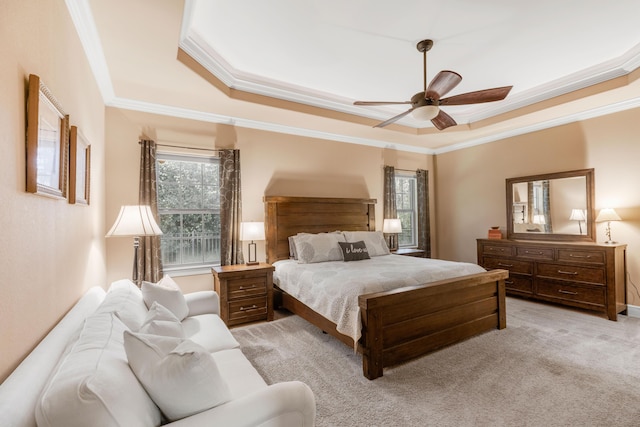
[568,254,589,259]
[558,289,579,295]
[557,270,578,275]
[525,250,544,255]
[505,280,514,285]
[239,304,258,311]
[498,263,514,268]
[239,285,256,290]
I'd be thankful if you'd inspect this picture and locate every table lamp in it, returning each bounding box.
[240,221,265,265]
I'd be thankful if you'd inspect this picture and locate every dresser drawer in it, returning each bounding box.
[536,279,605,307]
[228,296,268,324]
[536,262,605,284]
[227,276,267,300]
[505,276,533,294]
[515,246,554,260]
[483,257,532,275]
[482,244,514,257]
[557,249,604,265]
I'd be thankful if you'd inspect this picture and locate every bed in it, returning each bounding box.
[264,196,508,380]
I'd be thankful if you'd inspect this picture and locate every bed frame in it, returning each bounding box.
[264,196,508,380]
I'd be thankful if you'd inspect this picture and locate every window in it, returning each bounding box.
[156,153,220,274]
[395,173,418,247]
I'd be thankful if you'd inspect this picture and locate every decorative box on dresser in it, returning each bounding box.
[211,263,275,326]
[477,239,627,320]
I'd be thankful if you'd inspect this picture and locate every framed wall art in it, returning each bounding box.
[69,125,91,205]
[26,74,69,198]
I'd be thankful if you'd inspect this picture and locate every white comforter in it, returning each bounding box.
[273,254,486,344]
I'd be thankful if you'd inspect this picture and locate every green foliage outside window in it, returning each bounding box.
[156,155,220,268]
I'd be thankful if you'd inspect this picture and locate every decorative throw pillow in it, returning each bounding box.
[141,275,189,321]
[338,241,371,261]
[288,235,299,259]
[139,301,185,338]
[94,279,148,331]
[343,231,391,257]
[123,331,231,422]
[293,232,346,264]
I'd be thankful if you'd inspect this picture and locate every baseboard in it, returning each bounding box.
[626,304,640,318]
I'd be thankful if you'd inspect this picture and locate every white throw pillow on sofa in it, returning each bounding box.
[36,313,161,427]
[141,275,189,321]
[139,301,185,338]
[95,279,149,330]
[123,331,231,421]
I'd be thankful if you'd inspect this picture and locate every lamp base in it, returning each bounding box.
[603,240,618,245]
[245,261,259,266]
[246,241,259,266]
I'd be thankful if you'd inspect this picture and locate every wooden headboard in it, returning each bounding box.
[263,196,376,263]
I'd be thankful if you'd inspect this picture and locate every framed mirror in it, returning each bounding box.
[506,169,595,242]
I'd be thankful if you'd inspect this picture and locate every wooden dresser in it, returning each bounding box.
[477,239,627,320]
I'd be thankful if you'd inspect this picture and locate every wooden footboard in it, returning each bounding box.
[359,269,508,379]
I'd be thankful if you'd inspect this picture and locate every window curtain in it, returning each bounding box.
[219,149,244,265]
[383,165,397,250]
[416,169,431,258]
[138,139,163,285]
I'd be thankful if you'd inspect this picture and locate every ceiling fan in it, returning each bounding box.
[354,39,513,130]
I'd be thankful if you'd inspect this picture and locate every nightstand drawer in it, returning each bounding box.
[227,277,267,299]
[537,262,605,284]
[228,296,268,324]
[536,280,605,307]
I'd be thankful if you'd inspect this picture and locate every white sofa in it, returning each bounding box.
[0,279,315,427]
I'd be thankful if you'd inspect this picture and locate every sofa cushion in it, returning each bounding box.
[123,331,231,422]
[141,276,189,321]
[95,279,148,331]
[181,313,240,353]
[211,349,268,400]
[139,301,185,338]
[35,313,161,427]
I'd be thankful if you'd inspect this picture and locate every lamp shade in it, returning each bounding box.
[383,218,402,234]
[569,209,587,221]
[240,221,265,241]
[411,105,440,121]
[596,208,621,222]
[106,205,163,237]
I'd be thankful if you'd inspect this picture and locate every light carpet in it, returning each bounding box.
[231,297,640,427]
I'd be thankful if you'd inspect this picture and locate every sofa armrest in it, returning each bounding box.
[166,381,315,427]
[184,290,220,316]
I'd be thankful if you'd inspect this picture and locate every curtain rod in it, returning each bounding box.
[139,141,221,153]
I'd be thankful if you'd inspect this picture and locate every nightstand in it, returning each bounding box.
[211,263,275,327]
[393,248,425,257]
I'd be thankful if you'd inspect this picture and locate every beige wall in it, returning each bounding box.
[435,109,640,305]
[0,0,106,381]
[104,109,434,293]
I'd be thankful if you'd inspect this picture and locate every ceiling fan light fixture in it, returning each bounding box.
[412,105,439,121]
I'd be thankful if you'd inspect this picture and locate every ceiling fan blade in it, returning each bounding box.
[373,108,414,128]
[354,100,412,106]
[431,109,457,130]
[439,86,513,106]
[426,70,462,100]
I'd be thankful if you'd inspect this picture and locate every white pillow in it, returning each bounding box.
[123,331,231,421]
[343,230,391,257]
[141,275,189,321]
[139,301,185,338]
[95,279,148,330]
[36,313,161,427]
[293,232,346,263]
